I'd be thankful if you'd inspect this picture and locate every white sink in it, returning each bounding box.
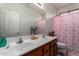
[7,37,37,52]
[23,39,33,43]
[9,42,34,51]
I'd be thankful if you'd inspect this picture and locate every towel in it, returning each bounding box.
[0,37,7,48]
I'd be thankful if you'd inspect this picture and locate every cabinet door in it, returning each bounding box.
[43,43,49,56]
[50,39,57,56]
[50,39,57,47]
[44,51,49,56]
[43,43,49,54]
[50,46,55,56]
[24,47,42,56]
[50,45,57,56]
[54,44,57,55]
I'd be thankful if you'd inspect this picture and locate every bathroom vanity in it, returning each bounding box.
[22,39,57,56]
[0,36,57,56]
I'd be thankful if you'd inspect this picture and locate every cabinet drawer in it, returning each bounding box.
[43,43,49,53]
[26,47,42,56]
[50,39,57,47]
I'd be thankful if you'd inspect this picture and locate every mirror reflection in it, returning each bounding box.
[0,3,43,37]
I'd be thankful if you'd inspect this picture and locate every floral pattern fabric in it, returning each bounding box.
[53,10,79,50]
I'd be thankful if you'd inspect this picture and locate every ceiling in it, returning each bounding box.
[28,3,74,14]
[37,3,76,19]
[41,3,74,15]
[28,3,76,19]
[43,3,74,9]
[53,3,71,9]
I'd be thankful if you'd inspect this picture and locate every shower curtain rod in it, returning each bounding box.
[57,8,79,16]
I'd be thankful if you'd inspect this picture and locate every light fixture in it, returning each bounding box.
[33,3,44,10]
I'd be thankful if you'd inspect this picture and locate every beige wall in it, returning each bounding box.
[57,4,79,14]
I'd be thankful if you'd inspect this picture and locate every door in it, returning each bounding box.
[1,10,19,37]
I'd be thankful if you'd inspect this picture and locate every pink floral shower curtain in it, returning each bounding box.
[71,10,79,51]
[53,10,79,50]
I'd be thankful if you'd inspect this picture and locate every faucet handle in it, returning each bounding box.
[19,37,22,40]
[16,37,23,44]
[16,32,21,37]
[16,32,19,35]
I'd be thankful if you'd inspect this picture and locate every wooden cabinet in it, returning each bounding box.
[49,39,57,56]
[43,43,49,56]
[44,51,49,56]
[50,47,55,56]
[22,39,57,56]
[43,44,49,54]
[23,47,42,56]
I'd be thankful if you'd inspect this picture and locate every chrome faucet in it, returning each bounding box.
[16,32,23,44]
[16,37,23,44]
[16,32,20,37]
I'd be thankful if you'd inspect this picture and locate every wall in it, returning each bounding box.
[36,3,57,34]
[0,3,42,36]
[43,3,57,19]
[57,4,79,14]
[45,17,53,33]
[36,4,57,34]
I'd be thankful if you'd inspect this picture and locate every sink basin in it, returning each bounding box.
[17,42,33,48]
[23,39,33,43]
[10,42,34,51]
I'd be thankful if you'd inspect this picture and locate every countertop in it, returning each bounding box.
[0,36,57,56]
